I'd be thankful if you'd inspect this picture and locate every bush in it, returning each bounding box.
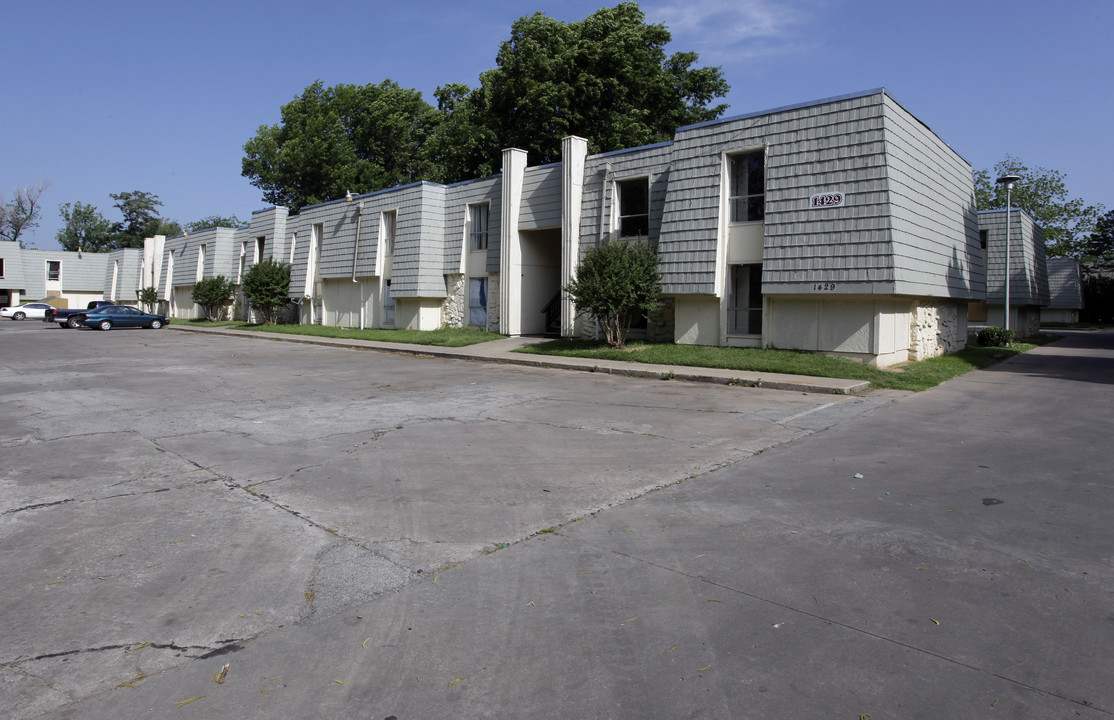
[191,275,235,321]
[242,258,291,325]
[138,286,158,313]
[564,239,662,349]
[977,326,1015,347]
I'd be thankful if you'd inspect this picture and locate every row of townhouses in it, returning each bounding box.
[4,88,1077,364]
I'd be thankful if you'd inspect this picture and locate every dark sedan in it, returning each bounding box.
[82,305,170,330]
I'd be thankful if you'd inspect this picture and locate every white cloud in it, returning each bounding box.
[646,0,812,59]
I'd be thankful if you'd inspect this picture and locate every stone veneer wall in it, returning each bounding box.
[909,300,964,361]
[486,274,500,332]
[442,274,465,328]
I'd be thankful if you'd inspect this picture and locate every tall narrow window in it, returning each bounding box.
[382,211,397,254]
[469,204,489,251]
[383,279,395,325]
[979,229,988,250]
[728,264,763,335]
[729,151,765,223]
[238,240,249,282]
[1,258,6,278]
[47,261,61,282]
[469,277,488,327]
[617,179,650,238]
[255,236,265,264]
[289,233,297,264]
[197,244,206,282]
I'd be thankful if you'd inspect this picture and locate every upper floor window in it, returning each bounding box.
[979,229,988,250]
[47,261,61,282]
[0,258,5,278]
[469,204,489,251]
[617,178,650,238]
[729,151,765,223]
[197,244,207,282]
[382,211,397,254]
[255,236,266,264]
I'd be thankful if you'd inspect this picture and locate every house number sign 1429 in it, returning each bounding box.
[809,192,844,208]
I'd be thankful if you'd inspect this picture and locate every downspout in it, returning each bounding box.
[350,200,364,329]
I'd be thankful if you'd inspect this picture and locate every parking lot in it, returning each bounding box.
[0,320,893,718]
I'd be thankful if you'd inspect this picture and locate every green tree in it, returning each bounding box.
[242,80,440,209]
[464,3,729,170]
[56,201,114,252]
[191,275,235,321]
[138,286,158,313]
[110,191,166,248]
[1,183,48,247]
[1080,209,1114,266]
[241,258,291,325]
[564,239,662,349]
[974,155,1105,258]
[186,215,244,232]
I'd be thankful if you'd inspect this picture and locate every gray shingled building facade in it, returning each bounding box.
[142,88,990,366]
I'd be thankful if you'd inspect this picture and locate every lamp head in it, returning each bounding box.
[345,190,353,201]
[996,174,1021,187]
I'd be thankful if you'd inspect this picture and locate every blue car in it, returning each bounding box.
[82,305,170,331]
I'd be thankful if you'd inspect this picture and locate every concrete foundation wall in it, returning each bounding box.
[674,295,720,346]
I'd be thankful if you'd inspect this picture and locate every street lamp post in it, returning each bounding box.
[996,174,1021,332]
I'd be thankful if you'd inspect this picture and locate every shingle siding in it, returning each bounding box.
[442,177,502,275]
[1046,258,1083,309]
[520,165,562,230]
[978,210,1049,306]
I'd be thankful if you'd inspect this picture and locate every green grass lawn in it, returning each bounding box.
[178,319,505,347]
[514,336,1059,392]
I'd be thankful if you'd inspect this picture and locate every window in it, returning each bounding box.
[383,279,395,325]
[617,179,649,238]
[47,261,61,282]
[382,211,397,254]
[197,244,206,282]
[289,233,297,264]
[729,151,765,223]
[0,258,5,277]
[238,240,249,282]
[469,204,489,251]
[979,229,988,250]
[255,236,265,264]
[469,277,488,327]
[728,264,763,335]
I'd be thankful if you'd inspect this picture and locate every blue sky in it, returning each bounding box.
[4,0,1110,249]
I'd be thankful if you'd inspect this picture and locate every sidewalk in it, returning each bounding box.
[168,324,870,395]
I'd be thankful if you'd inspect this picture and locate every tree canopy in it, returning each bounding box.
[56,191,186,251]
[186,215,244,232]
[242,80,440,209]
[241,2,729,207]
[974,155,1105,258]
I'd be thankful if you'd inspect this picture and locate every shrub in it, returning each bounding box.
[564,239,662,349]
[241,258,291,325]
[138,285,158,312]
[977,326,1014,347]
[191,275,235,321]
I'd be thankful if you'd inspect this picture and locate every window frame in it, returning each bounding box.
[468,204,489,252]
[468,276,488,327]
[381,210,397,255]
[47,260,61,282]
[382,278,395,325]
[728,150,766,224]
[616,177,650,239]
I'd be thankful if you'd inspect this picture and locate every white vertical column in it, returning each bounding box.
[499,147,527,336]
[561,136,588,337]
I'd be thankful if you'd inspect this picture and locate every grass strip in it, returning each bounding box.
[181,320,506,347]
[514,336,1058,392]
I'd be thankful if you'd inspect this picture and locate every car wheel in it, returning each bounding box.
[67,316,84,329]
[149,319,163,329]
[13,312,25,320]
[98,320,113,331]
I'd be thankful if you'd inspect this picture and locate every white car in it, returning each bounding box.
[1,303,54,321]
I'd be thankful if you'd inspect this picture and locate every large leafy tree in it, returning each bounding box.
[56,202,114,252]
[244,3,729,202]
[1081,209,1114,266]
[470,3,729,168]
[974,155,1105,258]
[110,190,167,248]
[242,80,440,209]
[1,183,48,247]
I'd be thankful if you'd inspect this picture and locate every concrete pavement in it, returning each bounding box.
[167,324,872,395]
[1,323,1110,718]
